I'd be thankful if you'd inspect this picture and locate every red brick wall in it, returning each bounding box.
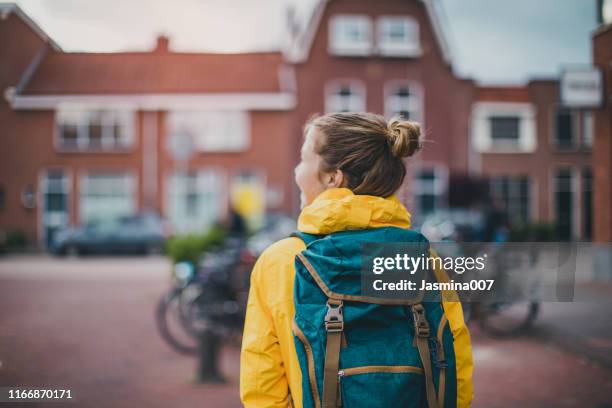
[290,0,475,214]
[592,25,612,242]
[477,81,592,227]
[0,13,51,244]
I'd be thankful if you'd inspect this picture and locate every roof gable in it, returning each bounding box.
[0,3,61,51]
[283,0,453,65]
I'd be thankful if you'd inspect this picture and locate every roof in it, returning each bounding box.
[22,50,287,95]
[0,3,61,50]
[284,0,454,65]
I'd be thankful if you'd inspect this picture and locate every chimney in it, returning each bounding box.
[154,35,170,53]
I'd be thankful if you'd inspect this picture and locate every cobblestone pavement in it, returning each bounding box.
[0,256,611,407]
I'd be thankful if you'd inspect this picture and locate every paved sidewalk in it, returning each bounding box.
[533,286,612,369]
[1,256,611,407]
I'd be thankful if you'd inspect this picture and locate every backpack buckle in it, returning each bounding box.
[412,304,430,337]
[325,300,344,333]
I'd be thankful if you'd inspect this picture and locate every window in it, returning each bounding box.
[554,168,574,240]
[471,102,536,153]
[582,167,592,240]
[581,110,593,149]
[166,169,224,234]
[41,170,70,248]
[377,16,420,56]
[57,110,133,151]
[414,168,445,216]
[554,108,576,149]
[490,176,530,225]
[80,172,135,223]
[325,81,365,113]
[384,82,422,121]
[167,111,249,152]
[490,117,520,141]
[329,15,373,56]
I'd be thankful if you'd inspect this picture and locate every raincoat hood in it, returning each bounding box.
[297,188,411,235]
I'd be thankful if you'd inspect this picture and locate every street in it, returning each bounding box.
[1,256,611,408]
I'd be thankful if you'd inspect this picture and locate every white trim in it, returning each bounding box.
[324,79,366,113]
[383,80,424,124]
[412,162,449,215]
[327,14,374,57]
[163,167,228,234]
[38,168,73,248]
[8,92,296,111]
[471,102,537,153]
[283,0,330,63]
[78,169,138,224]
[418,0,452,65]
[142,111,158,209]
[0,3,61,51]
[53,108,136,153]
[285,0,453,65]
[376,16,422,58]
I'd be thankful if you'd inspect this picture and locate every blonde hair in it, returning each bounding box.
[305,112,422,197]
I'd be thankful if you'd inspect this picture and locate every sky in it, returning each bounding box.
[12,0,604,84]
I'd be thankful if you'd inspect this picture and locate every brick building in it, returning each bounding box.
[0,1,598,248]
[471,81,593,240]
[592,22,612,243]
[0,4,296,246]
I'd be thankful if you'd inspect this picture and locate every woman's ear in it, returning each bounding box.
[326,169,345,189]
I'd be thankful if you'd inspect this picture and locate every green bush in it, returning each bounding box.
[164,224,227,264]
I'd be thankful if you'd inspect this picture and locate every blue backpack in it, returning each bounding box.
[291,227,458,408]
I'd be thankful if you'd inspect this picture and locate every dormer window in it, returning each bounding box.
[377,16,421,57]
[328,15,373,56]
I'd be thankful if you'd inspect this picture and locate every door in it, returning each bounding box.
[41,170,70,249]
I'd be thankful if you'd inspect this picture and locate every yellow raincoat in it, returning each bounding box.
[240,188,473,407]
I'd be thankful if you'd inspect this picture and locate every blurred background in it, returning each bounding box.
[1,0,612,406]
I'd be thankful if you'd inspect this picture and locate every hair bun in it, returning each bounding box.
[386,119,422,158]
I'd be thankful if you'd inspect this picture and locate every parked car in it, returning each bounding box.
[51,212,169,256]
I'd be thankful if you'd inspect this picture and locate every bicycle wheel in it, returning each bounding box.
[155,288,199,355]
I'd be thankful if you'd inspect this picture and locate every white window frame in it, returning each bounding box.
[324,80,366,113]
[328,14,373,56]
[383,81,424,124]
[413,164,448,215]
[166,110,250,153]
[37,168,73,247]
[165,168,227,234]
[55,109,135,152]
[581,110,593,150]
[471,102,537,153]
[376,16,421,57]
[79,170,136,224]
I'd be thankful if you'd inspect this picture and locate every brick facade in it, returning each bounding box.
[0,1,600,248]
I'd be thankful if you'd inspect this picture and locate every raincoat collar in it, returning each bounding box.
[297,188,411,235]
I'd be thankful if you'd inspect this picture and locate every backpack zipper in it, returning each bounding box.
[337,366,424,377]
